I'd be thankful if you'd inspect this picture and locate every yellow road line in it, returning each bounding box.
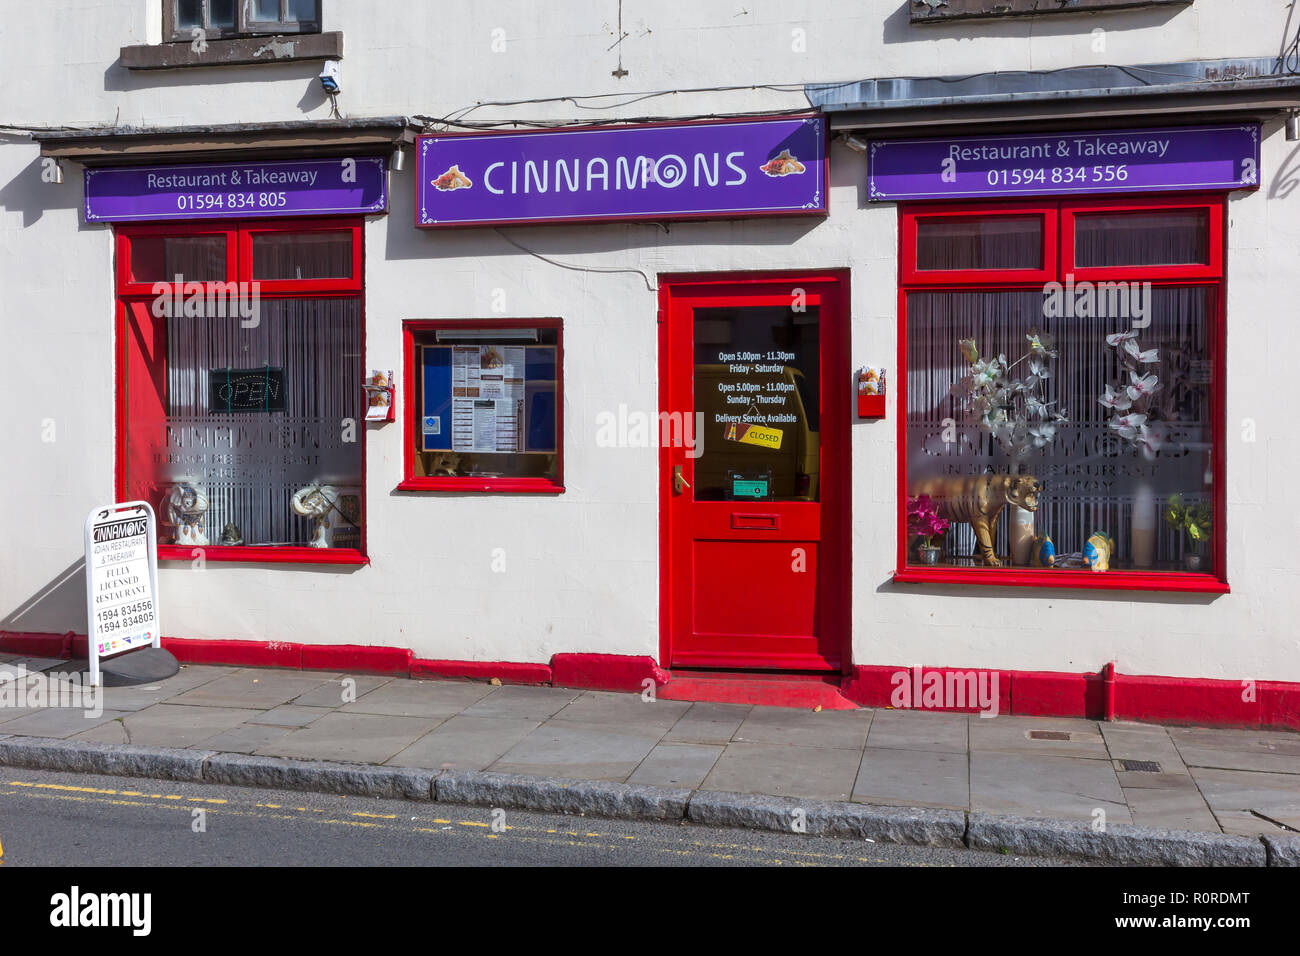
[0,777,876,866]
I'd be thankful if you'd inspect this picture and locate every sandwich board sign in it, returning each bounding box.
[84,502,161,686]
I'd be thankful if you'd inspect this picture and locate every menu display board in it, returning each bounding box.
[420,344,557,455]
[83,502,161,686]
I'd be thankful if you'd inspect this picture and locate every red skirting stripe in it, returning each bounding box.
[162,637,303,669]
[410,658,552,685]
[2,629,1297,729]
[301,643,412,675]
[550,653,669,693]
[1011,670,1105,719]
[0,631,72,658]
[1113,672,1260,728]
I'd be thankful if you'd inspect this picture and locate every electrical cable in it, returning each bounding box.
[1279,0,1300,75]
[6,48,1289,138]
[492,228,658,291]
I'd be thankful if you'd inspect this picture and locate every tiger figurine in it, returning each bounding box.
[910,475,1043,568]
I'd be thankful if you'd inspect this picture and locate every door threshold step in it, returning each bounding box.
[660,672,858,710]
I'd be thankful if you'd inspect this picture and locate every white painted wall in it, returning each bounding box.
[3,0,1299,680]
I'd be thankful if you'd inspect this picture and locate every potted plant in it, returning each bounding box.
[1163,494,1212,571]
[907,494,950,566]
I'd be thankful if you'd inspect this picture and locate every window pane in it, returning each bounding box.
[414,329,560,482]
[1075,209,1209,267]
[251,232,352,280]
[209,0,236,29]
[176,0,202,29]
[916,216,1042,271]
[288,0,319,22]
[692,306,820,502]
[125,297,364,549]
[905,287,1214,573]
[253,0,280,19]
[129,235,226,283]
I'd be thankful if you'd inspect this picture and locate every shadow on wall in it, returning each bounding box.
[102,58,332,117]
[102,56,326,98]
[0,141,84,228]
[1,559,88,636]
[1268,134,1300,200]
[883,0,1189,45]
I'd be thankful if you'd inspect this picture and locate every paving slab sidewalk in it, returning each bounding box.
[0,656,1297,863]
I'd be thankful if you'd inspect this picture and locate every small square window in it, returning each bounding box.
[402,322,564,493]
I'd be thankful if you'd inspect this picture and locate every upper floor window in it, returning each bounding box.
[166,0,321,41]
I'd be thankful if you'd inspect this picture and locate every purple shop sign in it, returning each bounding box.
[868,125,1260,202]
[83,156,387,223]
[416,116,827,228]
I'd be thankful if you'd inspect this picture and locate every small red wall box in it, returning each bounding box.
[364,369,395,423]
[857,367,886,418]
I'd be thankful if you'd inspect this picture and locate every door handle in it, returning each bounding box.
[673,465,691,495]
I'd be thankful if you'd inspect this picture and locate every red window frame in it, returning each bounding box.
[114,217,368,565]
[901,200,1058,286]
[895,194,1228,594]
[398,318,565,494]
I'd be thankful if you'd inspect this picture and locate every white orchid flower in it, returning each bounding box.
[1137,423,1164,461]
[1122,338,1160,364]
[1098,384,1132,411]
[1029,423,1057,447]
[1109,412,1148,440]
[1126,372,1161,402]
[1106,330,1138,348]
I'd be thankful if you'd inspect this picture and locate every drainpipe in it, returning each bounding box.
[1102,661,1117,721]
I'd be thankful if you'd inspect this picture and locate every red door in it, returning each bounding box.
[660,272,849,672]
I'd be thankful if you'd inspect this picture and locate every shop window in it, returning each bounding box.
[128,234,228,282]
[400,320,563,493]
[250,229,353,281]
[116,219,365,564]
[903,205,1057,285]
[915,215,1044,272]
[165,0,321,40]
[900,197,1224,590]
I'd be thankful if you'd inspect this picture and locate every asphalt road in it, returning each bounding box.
[0,768,1076,867]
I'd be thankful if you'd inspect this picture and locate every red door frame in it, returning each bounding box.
[895,194,1229,593]
[658,270,852,673]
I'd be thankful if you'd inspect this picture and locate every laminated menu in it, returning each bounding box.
[450,345,525,453]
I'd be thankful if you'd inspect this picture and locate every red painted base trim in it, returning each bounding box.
[1114,672,1258,728]
[162,637,303,669]
[410,658,552,685]
[839,664,1297,730]
[301,644,412,675]
[550,653,669,693]
[2,629,1296,730]
[0,631,73,658]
